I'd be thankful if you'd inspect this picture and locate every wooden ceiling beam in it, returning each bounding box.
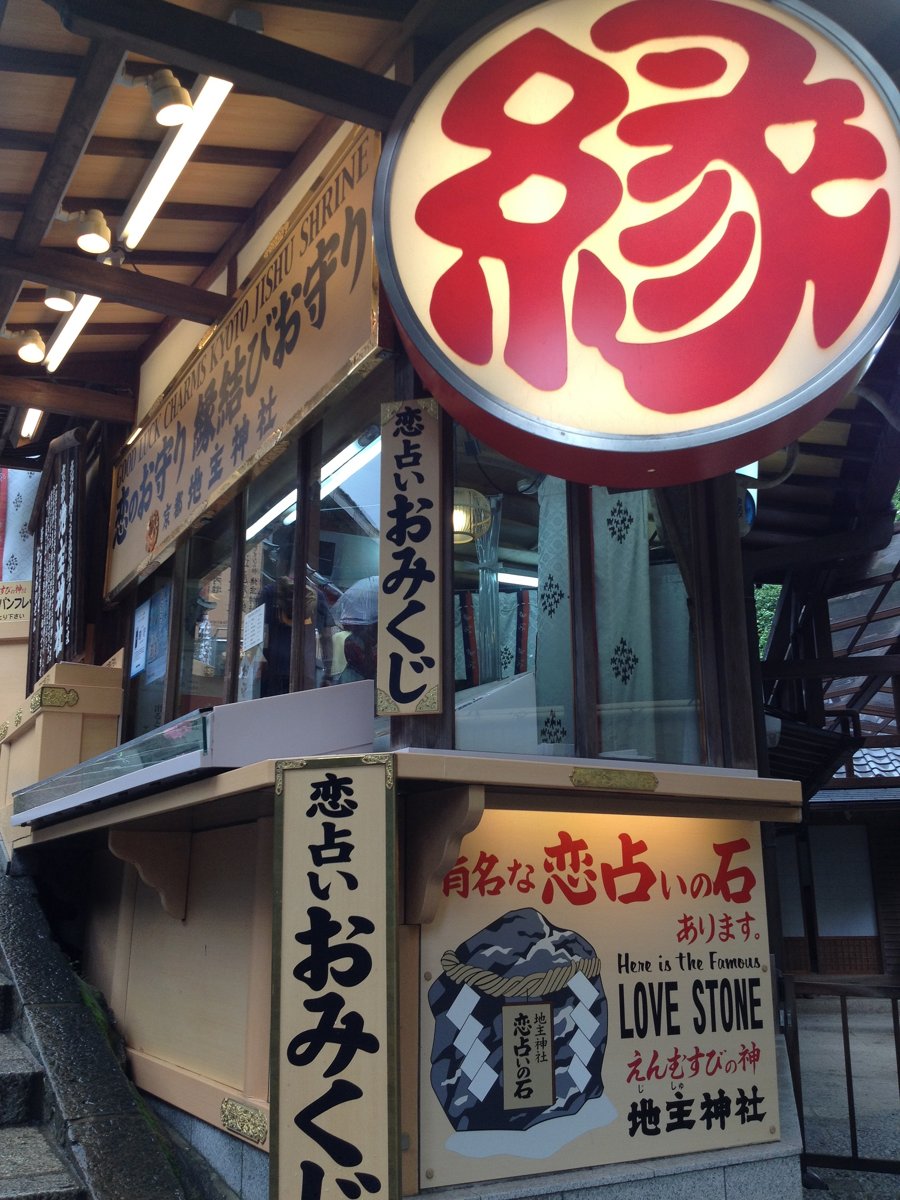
[128,250,214,267]
[0,238,228,323]
[762,654,900,680]
[0,46,83,76]
[139,0,446,360]
[0,39,124,330]
[88,137,292,169]
[46,0,410,130]
[745,512,895,577]
[0,350,137,388]
[0,375,134,424]
[8,321,157,337]
[0,193,249,223]
[0,127,292,169]
[258,0,413,15]
[10,41,125,259]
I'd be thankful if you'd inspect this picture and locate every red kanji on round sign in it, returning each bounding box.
[375,0,900,486]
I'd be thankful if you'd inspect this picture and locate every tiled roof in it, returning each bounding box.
[833,746,900,780]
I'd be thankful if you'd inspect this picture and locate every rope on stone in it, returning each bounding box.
[440,950,603,998]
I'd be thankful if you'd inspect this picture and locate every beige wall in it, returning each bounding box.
[83,816,273,1144]
[0,637,28,711]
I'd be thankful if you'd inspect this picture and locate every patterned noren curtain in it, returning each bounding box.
[535,475,574,752]
[454,590,536,689]
[1,468,39,580]
[592,488,699,763]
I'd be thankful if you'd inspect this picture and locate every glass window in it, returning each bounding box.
[239,448,298,700]
[314,395,382,691]
[453,430,574,755]
[125,563,174,738]
[174,506,235,716]
[591,488,700,763]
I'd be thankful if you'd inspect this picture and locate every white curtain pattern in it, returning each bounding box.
[592,489,700,763]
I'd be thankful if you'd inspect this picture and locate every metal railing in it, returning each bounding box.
[783,975,900,1176]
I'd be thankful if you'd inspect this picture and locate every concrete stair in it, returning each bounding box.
[0,971,86,1200]
[0,856,193,1200]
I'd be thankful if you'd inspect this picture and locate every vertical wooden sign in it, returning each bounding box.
[377,397,442,715]
[272,755,398,1200]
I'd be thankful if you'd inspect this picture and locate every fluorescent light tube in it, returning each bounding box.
[120,75,232,250]
[245,437,383,541]
[321,437,380,499]
[246,489,298,541]
[498,571,539,587]
[44,293,101,373]
[20,408,44,439]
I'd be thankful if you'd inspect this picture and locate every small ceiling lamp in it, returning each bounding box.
[452,487,492,543]
[44,286,76,313]
[14,329,46,364]
[56,208,112,255]
[147,68,193,127]
[73,209,112,255]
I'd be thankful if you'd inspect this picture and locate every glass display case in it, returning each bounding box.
[12,681,374,828]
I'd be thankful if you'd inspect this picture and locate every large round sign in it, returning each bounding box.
[374,0,900,485]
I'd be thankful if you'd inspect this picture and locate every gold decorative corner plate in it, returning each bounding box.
[361,752,395,788]
[415,685,440,713]
[274,758,309,795]
[221,1097,268,1145]
[30,686,79,714]
[570,767,659,793]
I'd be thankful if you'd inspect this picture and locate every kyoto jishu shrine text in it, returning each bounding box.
[108,130,378,597]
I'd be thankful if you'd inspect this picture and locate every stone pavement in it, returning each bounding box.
[794,996,899,1198]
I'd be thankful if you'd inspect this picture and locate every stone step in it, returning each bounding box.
[0,1126,86,1200]
[0,973,12,1032]
[0,1031,42,1127]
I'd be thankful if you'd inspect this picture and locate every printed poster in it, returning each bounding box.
[420,810,778,1187]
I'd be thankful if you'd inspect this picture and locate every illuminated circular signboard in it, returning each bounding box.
[374,0,900,486]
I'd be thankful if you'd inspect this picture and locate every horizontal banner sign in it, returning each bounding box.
[107,127,381,597]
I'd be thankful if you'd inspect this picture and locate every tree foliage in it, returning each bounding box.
[754,583,781,656]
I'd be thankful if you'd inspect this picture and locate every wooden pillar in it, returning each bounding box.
[689,474,758,770]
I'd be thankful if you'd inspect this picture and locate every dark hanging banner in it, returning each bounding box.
[28,429,86,690]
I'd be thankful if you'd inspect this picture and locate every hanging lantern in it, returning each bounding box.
[452,487,492,543]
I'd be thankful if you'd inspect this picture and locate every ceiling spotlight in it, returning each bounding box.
[74,209,112,255]
[147,68,193,127]
[44,286,76,313]
[15,329,46,364]
[56,208,112,255]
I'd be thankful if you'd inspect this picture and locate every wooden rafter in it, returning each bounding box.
[762,655,900,680]
[9,321,157,338]
[0,238,229,323]
[0,194,250,224]
[258,0,413,16]
[45,0,410,130]
[0,45,82,75]
[0,375,134,424]
[0,38,124,328]
[0,126,292,169]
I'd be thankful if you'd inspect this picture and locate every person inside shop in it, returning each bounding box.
[335,574,378,683]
